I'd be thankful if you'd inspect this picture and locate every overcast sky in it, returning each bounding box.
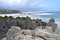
[0,0,60,11]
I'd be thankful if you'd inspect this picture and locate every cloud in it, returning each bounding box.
[0,0,23,6]
[0,0,44,8]
[28,0,43,8]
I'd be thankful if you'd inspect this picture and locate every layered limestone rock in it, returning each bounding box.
[0,20,9,40]
[47,18,58,33]
[34,27,60,40]
[1,26,60,40]
[1,26,45,40]
[6,26,21,40]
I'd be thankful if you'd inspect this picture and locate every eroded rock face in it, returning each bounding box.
[34,28,60,40]
[47,18,58,33]
[1,26,45,40]
[1,26,60,40]
[0,20,9,40]
[6,26,21,40]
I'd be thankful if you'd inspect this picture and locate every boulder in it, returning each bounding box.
[6,26,21,40]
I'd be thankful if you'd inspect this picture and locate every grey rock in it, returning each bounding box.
[1,26,60,40]
[6,26,21,40]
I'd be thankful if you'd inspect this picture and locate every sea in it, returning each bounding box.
[0,12,60,28]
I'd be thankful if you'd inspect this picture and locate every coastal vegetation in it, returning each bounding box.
[0,16,47,30]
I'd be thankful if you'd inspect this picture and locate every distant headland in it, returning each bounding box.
[0,9,21,14]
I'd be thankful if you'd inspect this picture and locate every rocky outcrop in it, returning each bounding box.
[0,20,9,40]
[34,28,59,40]
[1,26,60,40]
[1,26,45,40]
[0,19,37,40]
[47,18,58,33]
[0,18,59,40]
